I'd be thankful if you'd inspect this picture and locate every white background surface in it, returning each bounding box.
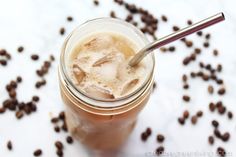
[0,0,236,156]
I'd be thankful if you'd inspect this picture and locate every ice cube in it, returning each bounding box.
[121,79,139,95]
[72,64,86,84]
[84,85,115,99]
[92,52,115,67]
[83,34,114,51]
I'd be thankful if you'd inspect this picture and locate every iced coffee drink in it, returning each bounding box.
[59,18,155,150]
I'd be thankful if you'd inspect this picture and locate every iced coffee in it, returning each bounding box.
[59,18,155,150]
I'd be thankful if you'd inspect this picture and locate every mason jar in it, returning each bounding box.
[59,18,155,150]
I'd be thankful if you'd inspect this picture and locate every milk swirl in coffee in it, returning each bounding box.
[69,32,148,99]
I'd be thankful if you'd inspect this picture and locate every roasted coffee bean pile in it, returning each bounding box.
[0,49,11,66]
[0,76,39,119]
[51,111,74,156]
[35,55,55,88]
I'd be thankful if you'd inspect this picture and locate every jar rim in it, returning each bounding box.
[60,17,155,108]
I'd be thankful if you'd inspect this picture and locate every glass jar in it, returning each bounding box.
[59,18,155,150]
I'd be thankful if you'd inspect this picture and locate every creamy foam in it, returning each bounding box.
[69,32,149,99]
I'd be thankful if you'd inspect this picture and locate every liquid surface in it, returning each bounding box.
[69,32,148,99]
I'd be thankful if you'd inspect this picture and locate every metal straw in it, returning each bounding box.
[129,12,225,67]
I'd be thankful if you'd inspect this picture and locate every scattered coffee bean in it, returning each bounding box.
[31,54,39,61]
[59,27,65,35]
[0,107,6,114]
[33,149,42,156]
[56,149,63,157]
[197,31,203,36]
[196,111,203,117]
[214,129,222,138]
[32,96,40,102]
[208,85,214,94]
[168,46,175,52]
[217,64,222,72]
[66,136,73,144]
[7,140,12,150]
[182,95,190,102]
[187,20,192,25]
[93,0,99,6]
[194,48,201,54]
[157,134,165,143]
[55,141,64,150]
[218,87,226,95]
[218,105,226,115]
[146,127,152,136]
[110,11,116,18]
[205,33,211,40]
[173,26,179,31]
[161,15,167,22]
[67,16,73,22]
[212,120,219,128]
[54,126,60,132]
[183,84,189,89]
[17,46,24,53]
[178,117,185,125]
[191,116,197,125]
[213,49,219,56]
[183,110,189,119]
[51,117,59,123]
[217,147,226,157]
[221,132,230,142]
[203,42,209,48]
[156,146,164,156]
[185,40,193,47]
[208,136,214,145]
[227,111,233,119]
[15,110,24,119]
[16,76,22,83]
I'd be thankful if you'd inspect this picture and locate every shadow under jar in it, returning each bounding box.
[59,18,155,150]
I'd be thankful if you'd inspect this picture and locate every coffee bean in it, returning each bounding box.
[196,111,203,117]
[93,0,99,6]
[7,140,12,150]
[0,59,7,66]
[157,134,165,143]
[216,101,223,108]
[161,15,167,22]
[156,146,164,156]
[183,84,189,89]
[185,40,193,47]
[178,117,185,125]
[214,129,221,138]
[208,136,214,145]
[221,132,230,142]
[208,85,214,94]
[56,149,63,157]
[182,95,190,102]
[67,16,73,22]
[33,149,42,156]
[17,46,24,53]
[54,126,60,133]
[51,117,59,123]
[15,110,24,119]
[203,42,209,48]
[212,120,219,128]
[191,116,197,125]
[9,89,16,98]
[183,110,189,119]
[141,132,148,141]
[197,31,203,36]
[202,74,209,81]
[182,74,187,82]
[213,49,219,56]
[66,136,73,144]
[110,11,116,18]
[194,48,201,54]
[31,54,39,61]
[59,27,65,35]
[217,64,222,72]
[183,57,191,65]
[160,47,167,52]
[16,76,22,83]
[190,72,196,78]
[217,147,226,157]
[0,49,7,55]
[50,55,55,61]
[205,33,211,40]
[146,127,152,136]
[55,141,64,150]
[227,111,233,119]
[32,96,40,102]
[125,4,138,13]
[217,87,226,95]
[61,122,68,132]
[114,0,123,5]
[173,26,179,31]
[187,20,192,25]
[168,46,175,52]
[216,79,223,85]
